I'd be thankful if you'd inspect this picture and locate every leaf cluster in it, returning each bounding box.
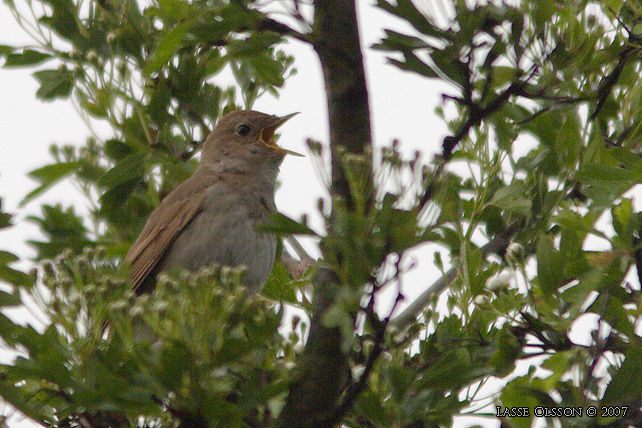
[3,0,642,427]
[1,0,294,260]
[0,247,297,427]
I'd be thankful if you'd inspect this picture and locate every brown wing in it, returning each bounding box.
[126,190,204,292]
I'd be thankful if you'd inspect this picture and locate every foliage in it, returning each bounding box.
[0,247,294,427]
[1,0,642,427]
[2,0,294,259]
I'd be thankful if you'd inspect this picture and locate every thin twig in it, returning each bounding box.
[390,221,519,331]
[285,236,315,265]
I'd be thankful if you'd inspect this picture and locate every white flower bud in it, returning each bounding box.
[485,273,511,294]
[473,294,489,305]
[505,242,525,266]
[129,304,144,317]
[351,364,365,381]
[86,50,98,63]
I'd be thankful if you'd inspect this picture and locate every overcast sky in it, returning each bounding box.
[0,2,517,427]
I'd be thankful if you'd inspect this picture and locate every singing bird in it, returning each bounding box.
[125,110,299,294]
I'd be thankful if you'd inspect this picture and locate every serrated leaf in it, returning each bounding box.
[144,20,193,75]
[29,161,81,184]
[39,0,80,41]
[258,213,319,236]
[0,251,19,265]
[376,0,442,38]
[603,346,642,404]
[492,66,516,87]
[576,164,637,188]
[98,153,146,188]
[0,45,14,58]
[610,147,642,171]
[0,289,22,306]
[387,50,439,79]
[261,261,297,304]
[250,55,284,86]
[0,266,33,287]
[4,49,53,67]
[21,161,81,205]
[81,100,108,118]
[99,180,140,212]
[537,236,564,294]
[104,139,135,161]
[489,182,532,215]
[33,68,74,100]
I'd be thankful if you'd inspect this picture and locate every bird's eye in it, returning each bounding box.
[235,124,252,136]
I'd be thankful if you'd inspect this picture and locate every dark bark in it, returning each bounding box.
[277,1,372,427]
[276,268,348,428]
[313,0,372,207]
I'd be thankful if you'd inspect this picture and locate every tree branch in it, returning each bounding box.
[276,1,373,426]
[276,268,349,428]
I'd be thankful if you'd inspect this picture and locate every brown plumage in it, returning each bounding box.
[125,110,299,294]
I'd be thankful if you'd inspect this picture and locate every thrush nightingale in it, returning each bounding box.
[126,110,299,294]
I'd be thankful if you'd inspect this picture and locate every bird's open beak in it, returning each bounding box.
[259,112,304,157]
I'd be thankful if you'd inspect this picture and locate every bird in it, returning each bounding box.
[125,110,300,294]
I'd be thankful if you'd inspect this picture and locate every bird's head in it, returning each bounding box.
[201,110,301,173]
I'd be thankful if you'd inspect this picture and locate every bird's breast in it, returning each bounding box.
[157,182,277,292]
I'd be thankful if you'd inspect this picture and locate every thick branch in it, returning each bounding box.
[277,1,373,426]
[276,269,349,428]
[313,0,373,207]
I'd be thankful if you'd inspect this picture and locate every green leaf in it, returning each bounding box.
[104,139,135,161]
[39,0,80,41]
[0,289,21,306]
[33,68,74,100]
[81,100,108,118]
[99,180,140,212]
[355,390,389,426]
[554,114,581,167]
[97,153,146,189]
[29,161,81,184]
[250,55,284,86]
[603,346,642,404]
[536,236,564,294]
[258,213,319,236]
[228,33,282,58]
[0,251,18,265]
[144,20,193,75]
[387,50,439,79]
[488,328,520,377]
[492,66,516,87]
[27,204,90,259]
[576,164,637,189]
[612,199,633,245]
[4,49,53,67]
[261,261,297,304]
[0,266,32,287]
[0,45,14,58]
[500,375,539,428]
[533,0,555,29]
[376,0,443,38]
[385,365,415,401]
[488,182,532,215]
[153,0,193,20]
[535,352,570,390]
[0,379,53,423]
[22,161,81,205]
[610,147,642,171]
